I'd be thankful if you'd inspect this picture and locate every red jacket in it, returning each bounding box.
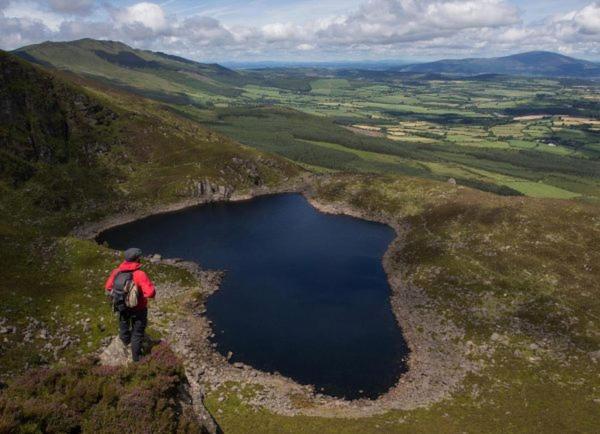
[105,261,156,310]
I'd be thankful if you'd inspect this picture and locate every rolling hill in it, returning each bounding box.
[11,40,600,202]
[400,51,600,77]
[13,38,248,104]
[0,48,299,230]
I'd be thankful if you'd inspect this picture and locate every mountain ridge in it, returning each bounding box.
[15,40,600,80]
[399,50,600,77]
[13,38,248,103]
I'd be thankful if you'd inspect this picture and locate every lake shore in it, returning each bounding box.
[75,175,475,418]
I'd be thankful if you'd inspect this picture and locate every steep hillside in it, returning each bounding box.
[14,38,247,103]
[0,49,299,230]
[401,51,600,77]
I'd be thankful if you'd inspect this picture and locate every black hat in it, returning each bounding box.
[124,248,142,262]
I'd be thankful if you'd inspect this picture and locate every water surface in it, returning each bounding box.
[98,194,408,399]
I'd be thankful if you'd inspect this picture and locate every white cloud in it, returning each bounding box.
[424,0,520,29]
[309,0,521,48]
[174,16,234,46]
[297,43,315,51]
[572,2,600,34]
[261,23,304,42]
[0,14,52,48]
[3,1,66,31]
[0,0,599,60]
[113,2,168,32]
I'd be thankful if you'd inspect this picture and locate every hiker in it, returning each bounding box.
[105,248,156,362]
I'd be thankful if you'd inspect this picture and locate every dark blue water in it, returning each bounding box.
[97,194,408,399]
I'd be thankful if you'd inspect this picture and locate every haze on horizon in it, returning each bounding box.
[1,0,599,63]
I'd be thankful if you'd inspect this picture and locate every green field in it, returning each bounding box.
[198,76,600,199]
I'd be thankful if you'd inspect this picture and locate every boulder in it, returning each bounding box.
[98,335,160,366]
[99,336,131,366]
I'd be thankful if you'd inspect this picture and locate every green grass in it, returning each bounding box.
[310,79,351,95]
[502,180,581,198]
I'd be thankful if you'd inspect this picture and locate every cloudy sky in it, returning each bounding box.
[1,0,599,62]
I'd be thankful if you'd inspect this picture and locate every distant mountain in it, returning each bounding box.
[13,38,247,103]
[400,51,600,78]
[223,59,410,70]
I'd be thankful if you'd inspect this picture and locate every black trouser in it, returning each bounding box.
[118,308,148,362]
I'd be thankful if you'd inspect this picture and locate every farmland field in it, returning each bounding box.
[17,40,600,199]
[171,73,600,199]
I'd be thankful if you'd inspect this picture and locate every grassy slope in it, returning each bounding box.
[0,343,202,432]
[14,39,247,104]
[204,175,600,433]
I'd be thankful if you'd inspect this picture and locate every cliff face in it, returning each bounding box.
[0,50,117,187]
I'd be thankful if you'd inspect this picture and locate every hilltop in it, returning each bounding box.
[400,51,600,78]
[14,38,247,103]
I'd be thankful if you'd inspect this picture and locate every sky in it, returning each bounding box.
[1,0,599,62]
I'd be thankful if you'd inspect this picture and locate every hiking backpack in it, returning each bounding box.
[111,271,140,311]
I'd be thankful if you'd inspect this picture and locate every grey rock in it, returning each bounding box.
[99,336,132,366]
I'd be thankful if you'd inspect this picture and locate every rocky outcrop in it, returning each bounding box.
[98,336,132,366]
[98,335,220,434]
[190,179,233,199]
